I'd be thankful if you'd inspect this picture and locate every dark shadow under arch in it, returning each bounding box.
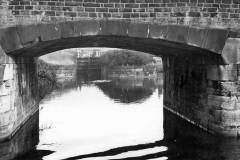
[8,35,223,64]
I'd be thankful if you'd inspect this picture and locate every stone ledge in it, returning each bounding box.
[222,38,240,64]
[0,20,237,58]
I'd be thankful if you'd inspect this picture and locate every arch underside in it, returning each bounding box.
[8,35,223,65]
[9,35,213,56]
[0,20,232,64]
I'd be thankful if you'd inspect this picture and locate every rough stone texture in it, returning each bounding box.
[0,20,236,57]
[0,50,38,140]
[163,55,240,137]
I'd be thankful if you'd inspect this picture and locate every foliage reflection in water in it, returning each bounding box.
[37,74,164,160]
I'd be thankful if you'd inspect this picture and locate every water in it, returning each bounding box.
[3,68,240,160]
[37,79,164,160]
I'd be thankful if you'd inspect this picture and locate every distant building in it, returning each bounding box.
[77,48,104,58]
[153,57,162,65]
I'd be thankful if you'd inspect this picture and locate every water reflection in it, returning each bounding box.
[37,79,164,160]
[164,109,240,160]
[4,66,240,160]
[95,78,160,104]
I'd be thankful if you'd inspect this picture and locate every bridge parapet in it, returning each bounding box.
[1,0,240,28]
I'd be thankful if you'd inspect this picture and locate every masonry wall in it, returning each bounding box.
[0,0,240,28]
[0,49,38,140]
[163,55,240,136]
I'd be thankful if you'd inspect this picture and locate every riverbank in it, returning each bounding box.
[37,59,57,99]
[102,64,162,79]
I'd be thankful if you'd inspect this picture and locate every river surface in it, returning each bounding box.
[2,68,240,160]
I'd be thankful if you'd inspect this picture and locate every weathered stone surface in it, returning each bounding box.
[0,65,5,82]
[0,57,38,141]
[0,21,233,59]
[3,64,14,81]
[60,22,75,38]
[0,111,13,127]
[207,65,238,81]
[163,55,240,136]
[187,27,208,48]
[0,95,11,113]
[208,95,237,110]
[167,25,189,44]
[202,29,229,54]
[0,46,7,64]
[127,23,149,38]
[99,20,129,36]
[222,38,240,64]
[73,20,100,36]
[207,81,240,97]
[149,24,168,39]
[0,27,22,52]
[214,110,240,126]
[0,80,11,97]
[38,23,61,41]
[16,25,40,47]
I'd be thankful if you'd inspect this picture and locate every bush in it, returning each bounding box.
[37,59,57,99]
[99,50,154,67]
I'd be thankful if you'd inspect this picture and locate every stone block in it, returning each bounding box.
[0,81,11,97]
[149,24,168,39]
[222,38,240,64]
[73,20,100,36]
[3,64,14,81]
[0,65,5,82]
[16,24,40,47]
[214,110,240,126]
[0,95,11,113]
[38,23,61,41]
[0,46,7,64]
[0,111,13,127]
[202,28,228,54]
[228,29,240,38]
[208,81,240,96]
[207,95,237,110]
[206,65,238,81]
[187,27,208,48]
[60,21,75,38]
[167,25,189,44]
[128,23,149,38]
[99,20,129,36]
[0,27,23,53]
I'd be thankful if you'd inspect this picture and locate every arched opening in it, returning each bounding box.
[0,24,232,160]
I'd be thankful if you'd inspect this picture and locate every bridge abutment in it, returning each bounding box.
[0,51,38,141]
[163,55,240,136]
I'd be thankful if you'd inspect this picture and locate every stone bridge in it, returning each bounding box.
[1,0,240,141]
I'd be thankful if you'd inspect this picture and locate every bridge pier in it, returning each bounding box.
[0,49,38,141]
[163,55,240,137]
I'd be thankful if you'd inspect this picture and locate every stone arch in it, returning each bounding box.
[0,20,240,140]
[0,20,234,58]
